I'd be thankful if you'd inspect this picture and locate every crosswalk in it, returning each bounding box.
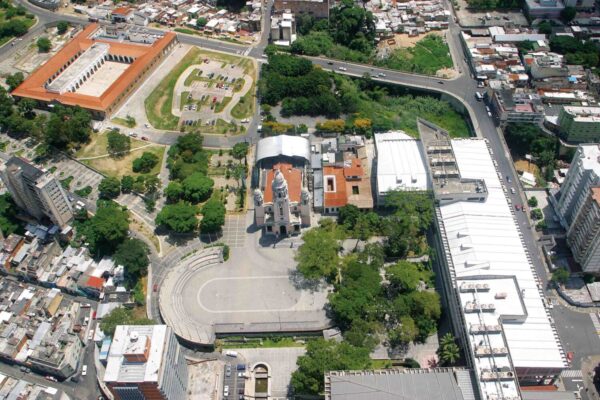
[561,369,584,378]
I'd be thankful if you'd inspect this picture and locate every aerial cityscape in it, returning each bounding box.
[0,0,599,397]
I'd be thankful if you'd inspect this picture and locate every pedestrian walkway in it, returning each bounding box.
[562,369,584,378]
[590,312,600,337]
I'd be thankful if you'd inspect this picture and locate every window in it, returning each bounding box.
[352,186,359,195]
[327,177,334,191]
[266,226,272,232]
[279,207,283,215]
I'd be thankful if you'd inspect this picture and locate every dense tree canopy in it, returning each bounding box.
[106,129,131,157]
[45,105,92,149]
[99,307,154,336]
[155,202,198,233]
[56,21,69,35]
[200,198,226,233]
[98,177,121,199]
[80,203,129,257]
[164,181,184,203]
[182,172,214,203]
[291,339,371,395]
[0,193,22,236]
[132,151,159,173]
[295,225,339,280]
[5,72,23,92]
[113,238,149,288]
[36,37,51,52]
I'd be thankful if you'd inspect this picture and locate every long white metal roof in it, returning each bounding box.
[374,131,430,194]
[438,139,566,400]
[255,135,310,163]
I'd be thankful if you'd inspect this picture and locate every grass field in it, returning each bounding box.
[231,81,255,119]
[145,47,256,130]
[111,116,136,128]
[376,35,453,75]
[76,132,165,178]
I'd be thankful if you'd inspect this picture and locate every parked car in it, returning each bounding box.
[510,187,516,194]
[45,376,57,382]
[141,136,149,141]
[82,365,88,376]
[224,385,230,397]
[225,350,238,357]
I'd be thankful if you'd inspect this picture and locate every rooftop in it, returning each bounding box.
[255,135,310,164]
[263,163,302,203]
[104,325,168,384]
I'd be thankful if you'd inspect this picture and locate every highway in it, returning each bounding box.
[4,0,600,397]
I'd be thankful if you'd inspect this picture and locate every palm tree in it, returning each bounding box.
[440,342,460,365]
[440,333,455,348]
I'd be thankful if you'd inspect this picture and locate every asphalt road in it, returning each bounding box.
[4,0,600,393]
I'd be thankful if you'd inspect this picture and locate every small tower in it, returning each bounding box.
[300,188,311,226]
[253,189,265,226]
[272,168,292,235]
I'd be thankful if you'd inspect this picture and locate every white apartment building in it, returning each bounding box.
[0,157,73,228]
[104,325,188,400]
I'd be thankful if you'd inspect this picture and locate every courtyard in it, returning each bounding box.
[159,212,331,346]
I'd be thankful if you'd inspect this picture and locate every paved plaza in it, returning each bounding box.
[159,212,331,345]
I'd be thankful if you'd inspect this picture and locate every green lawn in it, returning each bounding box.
[376,35,453,75]
[0,11,36,47]
[231,81,255,120]
[111,117,136,128]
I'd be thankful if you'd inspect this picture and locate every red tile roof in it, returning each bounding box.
[264,163,302,203]
[323,166,348,208]
[85,276,104,289]
[12,23,176,113]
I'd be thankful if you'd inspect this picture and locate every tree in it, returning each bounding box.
[231,142,249,164]
[182,172,214,203]
[164,181,183,203]
[200,198,226,233]
[132,152,159,173]
[291,339,371,395]
[538,20,553,35]
[155,202,198,233]
[98,177,121,199]
[295,227,339,280]
[114,238,149,288]
[99,307,154,336]
[36,37,51,52]
[57,21,69,35]
[552,267,569,284]
[338,204,361,230]
[5,72,24,92]
[561,6,576,22]
[45,105,92,149]
[389,316,418,347]
[0,193,21,236]
[386,261,430,294]
[81,203,129,257]
[121,175,134,193]
[438,333,460,366]
[196,17,207,29]
[528,196,538,207]
[106,129,131,157]
[229,163,246,188]
[530,208,543,220]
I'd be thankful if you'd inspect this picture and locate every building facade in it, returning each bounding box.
[104,325,188,400]
[254,164,311,236]
[490,89,545,127]
[554,145,600,228]
[0,157,73,228]
[557,106,600,143]
[566,187,600,273]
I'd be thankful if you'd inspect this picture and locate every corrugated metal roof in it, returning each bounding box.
[255,135,310,163]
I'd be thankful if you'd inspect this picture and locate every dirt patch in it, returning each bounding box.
[381,31,443,49]
[436,67,458,78]
[515,159,540,175]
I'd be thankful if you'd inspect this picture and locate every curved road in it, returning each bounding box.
[8,2,600,391]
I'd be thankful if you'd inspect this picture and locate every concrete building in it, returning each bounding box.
[420,120,566,399]
[526,52,568,80]
[557,106,600,143]
[273,0,330,18]
[554,145,600,228]
[271,12,297,46]
[324,368,478,400]
[0,157,73,228]
[490,88,545,127]
[254,163,311,236]
[0,372,71,399]
[374,131,430,205]
[524,0,564,18]
[566,187,600,273]
[104,325,188,400]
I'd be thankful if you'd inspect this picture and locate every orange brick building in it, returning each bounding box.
[12,24,177,119]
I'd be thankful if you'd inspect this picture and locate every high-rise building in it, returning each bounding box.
[554,145,600,228]
[104,325,188,400]
[566,187,600,273]
[0,157,73,228]
[557,106,600,143]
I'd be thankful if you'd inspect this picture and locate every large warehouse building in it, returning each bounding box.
[413,120,567,400]
[12,24,177,119]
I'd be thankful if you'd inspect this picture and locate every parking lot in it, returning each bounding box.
[223,361,247,399]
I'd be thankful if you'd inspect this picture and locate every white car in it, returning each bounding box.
[338,66,347,71]
[510,187,516,194]
[241,119,249,123]
[82,365,88,376]
[224,385,229,397]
